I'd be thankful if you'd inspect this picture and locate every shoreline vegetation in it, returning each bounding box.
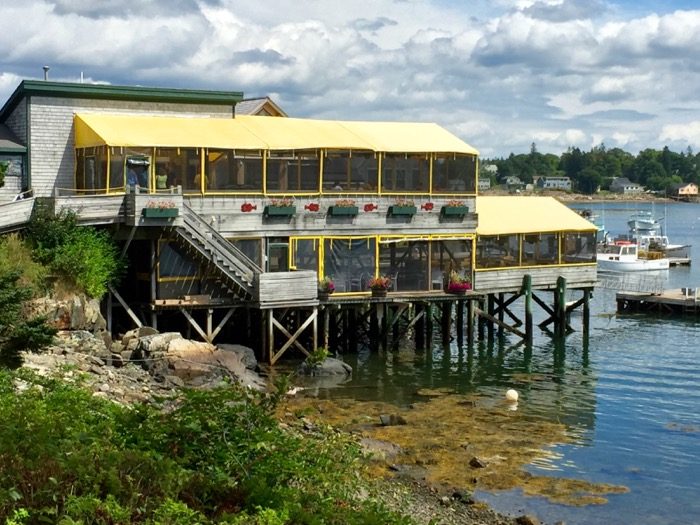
[481,188,678,204]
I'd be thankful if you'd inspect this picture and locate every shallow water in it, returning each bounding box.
[290,201,700,525]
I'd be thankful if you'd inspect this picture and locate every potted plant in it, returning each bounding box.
[318,276,335,300]
[440,199,469,217]
[368,275,392,298]
[264,197,296,217]
[142,199,179,218]
[446,270,472,295]
[328,198,358,216]
[388,198,417,217]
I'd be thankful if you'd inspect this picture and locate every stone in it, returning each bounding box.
[515,515,541,525]
[379,414,407,426]
[217,343,258,370]
[469,456,488,469]
[109,353,124,368]
[298,357,352,377]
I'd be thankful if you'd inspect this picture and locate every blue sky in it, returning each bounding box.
[1,0,699,158]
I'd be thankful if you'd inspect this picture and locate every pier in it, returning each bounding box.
[616,288,700,315]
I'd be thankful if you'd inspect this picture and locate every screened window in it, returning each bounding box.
[323,238,376,292]
[0,155,23,178]
[432,154,477,194]
[381,154,429,193]
[155,148,200,193]
[430,239,472,288]
[522,233,559,266]
[563,232,596,263]
[476,235,520,268]
[379,240,429,291]
[76,147,107,193]
[323,151,378,192]
[292,238,320,272]
[205,149,263,192]
[159,243,199,279]
[267,151,319,193]
[229,238,263,268]
[109,149,125,191]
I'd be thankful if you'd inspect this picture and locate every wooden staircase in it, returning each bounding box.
[175,204,261,300]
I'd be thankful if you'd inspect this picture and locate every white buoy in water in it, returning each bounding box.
[505,389,519,403]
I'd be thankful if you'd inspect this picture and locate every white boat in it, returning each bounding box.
[622,211,691,259]
[597,241,670,272]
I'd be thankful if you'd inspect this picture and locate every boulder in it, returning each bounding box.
[27,294,106,333]
[217,343,258,370]
[298,357,352,377]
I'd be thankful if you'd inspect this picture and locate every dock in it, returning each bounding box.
[669,257,691,267]
[616,288,700,315]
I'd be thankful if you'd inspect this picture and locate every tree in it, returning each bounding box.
[578,167,602,194]
[0,161,6,189]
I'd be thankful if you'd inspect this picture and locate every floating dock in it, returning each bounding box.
[616,288,700,315]
[669,257,691,267]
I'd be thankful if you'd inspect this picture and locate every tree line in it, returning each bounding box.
[484,143,700,194]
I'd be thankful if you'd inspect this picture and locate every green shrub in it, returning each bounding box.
[0,234,47,294]
[0,371,412,525]
[26,209,123,299]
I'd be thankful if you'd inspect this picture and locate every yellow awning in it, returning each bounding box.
[476,196,597,235]
[235,115,374,151]
[75,113,480,156]
[339,121,479,155]
[74,114,267,150]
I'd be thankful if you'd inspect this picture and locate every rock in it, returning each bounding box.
[109,353,124,368]
[217,343,258,370]
[515,515,541,525]
[26,294,106,332]
[379,414,407,426]
[166,375,185,388]
[121,326,159,348]
[440,496,451,506]
[298,357,352,377]
[469,456,488,469]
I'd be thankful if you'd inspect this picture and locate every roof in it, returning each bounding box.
[0,124,26,153]
[476,196,597,235]
[0,80,243,121]
[235,97,287,117]
[74,114,480,155]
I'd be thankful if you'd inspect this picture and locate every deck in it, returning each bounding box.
[617,288,700,315]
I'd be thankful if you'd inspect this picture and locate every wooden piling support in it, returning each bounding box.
[415,303,425,350]
[487,294,495,341]
[426,303,434,345]
[556,276,567,338]
[456,299,464,345]
[441,301,452,345]
[467,299,475,342]
[523,274,533,343]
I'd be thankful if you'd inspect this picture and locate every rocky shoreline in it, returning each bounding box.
[17,293,550,525]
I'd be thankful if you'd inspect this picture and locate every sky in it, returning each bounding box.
[1,0,699,158]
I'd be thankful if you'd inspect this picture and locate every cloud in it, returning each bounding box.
[659,121,700,148]
[0,1,699,157]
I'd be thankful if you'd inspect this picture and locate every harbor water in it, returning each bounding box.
[293,201,700,525]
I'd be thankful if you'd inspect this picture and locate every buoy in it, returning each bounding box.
[505,389,519,402]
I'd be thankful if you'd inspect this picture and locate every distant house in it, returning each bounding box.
[478,177,491,191]
[235,97,287,117]
[669,182,698,200]
[504,176,524,191]
[536,176,571,191]
[610,177,643,194]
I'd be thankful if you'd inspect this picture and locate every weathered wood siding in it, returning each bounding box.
[0,198,34,231]
[185,196,477,237]
[256,271,317,307]
[54,194,126,225]
[474,264,597,292]
[27,96,234,198]
[0,99,28,202]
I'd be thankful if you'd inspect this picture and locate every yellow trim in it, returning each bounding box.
[377,153,383,196]
[475,262,596,272]
[106,146,111,192]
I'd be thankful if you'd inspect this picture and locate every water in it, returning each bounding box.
[293,200,700,524]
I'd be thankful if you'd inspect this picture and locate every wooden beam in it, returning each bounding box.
[474,307,526,339]
[180,307,208,341]
[270,309,317,364]
[210,307,237,342]
[109,285,143,328]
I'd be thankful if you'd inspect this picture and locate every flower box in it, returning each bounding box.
[441,205,469,216]
[388,205,417,216]
[264,205,296,217]
[328,205,359,216]
[142,208,179,218]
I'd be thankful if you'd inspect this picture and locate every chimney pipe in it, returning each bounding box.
[42,66,50,81]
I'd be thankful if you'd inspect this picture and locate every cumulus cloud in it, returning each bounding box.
[660,121,700,148]
[0,0,699,157]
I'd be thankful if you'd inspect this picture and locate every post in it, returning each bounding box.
[467,299,475,343]
[523,274,533,344]
[583,288,591,340]
[426,303,434,346]
[456,299,464,346]
[441,301,452,345]
[556,276,567,338]
[487,294,495,341]
[415,303,425,350]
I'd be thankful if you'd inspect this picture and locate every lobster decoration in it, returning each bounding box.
[304,203,320,212]
[240,202,257,213]
[363,203,378,212]
[421,202,434,211]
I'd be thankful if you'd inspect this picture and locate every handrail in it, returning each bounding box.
[180,204,261,288]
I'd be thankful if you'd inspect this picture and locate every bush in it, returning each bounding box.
[26,209,123,299]
[0,234,48,295]
[0,372,412,524]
